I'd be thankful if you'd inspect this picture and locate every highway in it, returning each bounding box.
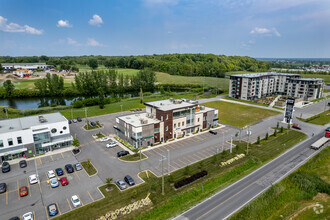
[174,132,327,220]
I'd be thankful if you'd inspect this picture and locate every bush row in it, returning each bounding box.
[174,170,208,189]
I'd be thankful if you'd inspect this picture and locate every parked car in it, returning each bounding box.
[19,160,27,168]
[48,170,56,179]
[29,174,38,184]
[124,175,135,186]
[117,151,130,158]
[60,177,69,186]
[106,141,118,148]
[55,168,64,176]
[71,195,81,207]
[8,217,20,220]
[68,120,72,124]
[19,186,28,197]
[65,164,74,173]
[74,163,82,171]
[115,179,128,190]
[99,137,110,142]
[292,124,302,130]
[49,178,59,188]
[326,127,330,132]
[209,130,217,135]
[90,121,96,126]
[47,203,58,216]
[77,117,82,122]
[72,119,78,123]
[0,183,6,193]
[2,161,10,173]
[22,212,34,220]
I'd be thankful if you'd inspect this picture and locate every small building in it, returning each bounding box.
[115,98,218,148]
[13,69,34,78]
[0,112,72,163]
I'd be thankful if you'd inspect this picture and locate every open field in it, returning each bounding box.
[231,146,329,220]
[203,101,279,128]
[57,130,305,220]
[297,109,330,125]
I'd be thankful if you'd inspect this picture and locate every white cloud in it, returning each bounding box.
[87,38,104,47]
[57,20,72,28]
[88,14,103,26]
[250,27,281,37]
[0,16,43,35]
[67,38,80,46]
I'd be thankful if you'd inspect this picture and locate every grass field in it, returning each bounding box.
[203,101,279,128]
[297,109,330,125]
[12,79,73,89]
[223,97,269,107]
[231,146,329,220]
[57,130,305,220]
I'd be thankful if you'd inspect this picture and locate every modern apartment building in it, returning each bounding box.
[0,112,72,163]
[115,98,218,148]
[229,72,324,100]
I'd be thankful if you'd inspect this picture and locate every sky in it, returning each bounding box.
[0,0,329,58]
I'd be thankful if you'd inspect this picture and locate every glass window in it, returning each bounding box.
[154,128,160,133]
[51,128,57,133]
[203,116,207,121]
[63,126,67,130]
[0,140,3,147]
[166,115,168,120]
[33,132,50,142]
[17,137,22,144]
[178,122,180,127]
[174,123,176,128]
[198,118,200,122]
[182,121,185,126]
[8,138,13,146]
[166,126,168,131]
[161,116,163,121]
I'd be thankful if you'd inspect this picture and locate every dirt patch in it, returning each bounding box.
[313,193,329,202]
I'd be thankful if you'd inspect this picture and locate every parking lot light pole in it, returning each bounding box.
[160,155,166,195]
[167,149,170,175]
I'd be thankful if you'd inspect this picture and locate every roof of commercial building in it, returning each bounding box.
[0,112,67,133]
[231,72,301,78]
[1,63,47,66]
[118,113,160,127]
[144,98,198,111]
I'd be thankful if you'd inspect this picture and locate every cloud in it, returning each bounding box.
[87,38,104,47]
[57,20,72,28]
[88,14,103,26]
[0,16,43,34]
[67,38,80,46]
[250,27,281,37]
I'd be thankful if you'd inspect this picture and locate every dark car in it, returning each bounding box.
[124,175,135,186]
[65,164,74,173]
[47,203,58,216]
[209,130,217,135]
[19,160,27,168]
[2,162,10,173]
[292,124,302,130]
[68,120,72,124]
[8,217,20,220]
[326,127,330,132]
[0,183,6,193]
[117,151,130,158]
[55,168,64,176]
[77,117,82,122]
[90,121,96,126]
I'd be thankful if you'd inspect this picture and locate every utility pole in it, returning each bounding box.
[161,155,165,195]
[324,94,327,116]
[246,127,250,155]
[230,136,233,153]
[222,132,225,152]
[167,149,170,175]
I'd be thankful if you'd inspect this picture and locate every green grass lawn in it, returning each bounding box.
[203,101,279,128]
[297,109,330,125]
[81,160,97,176]
[56,130,305,220]
[231,146,329,220]
[223,97,269,107]
[120,153,147,161]
[12,78,73,89]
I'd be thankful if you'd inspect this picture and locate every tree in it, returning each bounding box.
[3,80,15,97]
[277,122,279,129]
[98,87,105,109]
[0,63,3,73]
[72,138,80,147]
[160,86,165,94]
[280,126,284,133]
[88,59,98,70]
[265,132,269,140]
[256,136,260,144]
[34,78,48,95]
[273,129,277,137]
[87,158,91,168]
[106,177,113,186]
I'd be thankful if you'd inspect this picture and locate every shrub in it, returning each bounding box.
[256,136,260,144]
[280,126,284,133]
[167,175,174,183]
[265,132,269,140]
[273,129,277,137]
[174,170,208,189]
[184,165,190,176]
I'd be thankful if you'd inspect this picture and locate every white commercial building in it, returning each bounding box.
[0,112,72,163]
[1,63,53,70]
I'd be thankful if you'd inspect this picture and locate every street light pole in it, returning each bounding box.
[246,127,250,155]
[161,155,165,195]
[167,149,170,175]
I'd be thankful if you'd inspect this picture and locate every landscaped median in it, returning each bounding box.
[297,109,330,125]
[81,159,98,176]
[56,129,306,220]
[120,153,148,162]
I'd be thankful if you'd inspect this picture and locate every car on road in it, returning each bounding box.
[19,160,27,168]
[99,137,110,142]
[71,195,81,207]
[106,141,118,148]
[209,130,217,135]
[117,150,130,158]
[74,162,82,171]
[8,217,20,220]
[60,177,69,186]
[77,117,82,122]
[48,170,56,179]
[22,212,34,220]
[115,179,128,190]
[124,175,135,186]
[47,203,58,216]
[0,183,6,193]
[2,161,10,173]
[292,124,302,130]
[65,164,74,173]
[72,119,78,123]
[56,168,64,176]
[49,178,59,188]
[19,186,28,197]
[29,174,38,184]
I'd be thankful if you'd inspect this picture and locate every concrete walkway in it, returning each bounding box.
[269,95,281,108]
[219,98,284,113]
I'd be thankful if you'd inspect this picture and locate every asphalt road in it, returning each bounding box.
[295,98,329,119]
[174,132,327,220]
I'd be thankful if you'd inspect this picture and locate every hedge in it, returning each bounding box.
[174,170,208,189]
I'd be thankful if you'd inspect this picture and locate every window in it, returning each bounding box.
[8,138,13,146]
[197,118,200,122]
[166,114,168,120]
[63,126,67,130]
[178,122,180,127]
[203,116,207,121]
[0,140,3,148]
[51,128,57,133]
[166,126,168,131]
[182,121,185,126]
[17,137,22,144]
[154,128,160,133]
[174,123,176,128]
[161,116,163,121]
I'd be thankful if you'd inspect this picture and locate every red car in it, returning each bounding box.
[19,186,28,197]
[292,124,302,130]
[60,177,69,186]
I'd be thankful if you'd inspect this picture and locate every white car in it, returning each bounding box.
[106,141,118,148]
[29,174,38,184]
[49,178,59,188]
[71,195,81,207]
[22,212,34,220]
[99,137,110,142]
[48,170,56,179]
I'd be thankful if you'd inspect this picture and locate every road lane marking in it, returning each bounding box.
[60,152,64,159]
[196,151,207,158]
[50,155,54,161]
[6,190,8,205]
[177,159,187,165]
[154,147,164,154]
[166,145,175,150]
[77,194,84,206]
[172,161,182,168]
[39,157,42,165]
[204,147,215,154]
[190,154,201,161]
[185,155,196,163]
[33,211,36,220]
[154,167,162,173]
[193,153,203,160]
[17,180,20,200]
[169,163,177,170]
[44,206,50,220]
[67,198,72,210]
[38,182,42,194]
[74,171,80,180]
[56,202,62,215]
[27,178,31,197]
[87,191,94,201]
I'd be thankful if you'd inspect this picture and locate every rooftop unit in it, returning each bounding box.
[38,116,47,123]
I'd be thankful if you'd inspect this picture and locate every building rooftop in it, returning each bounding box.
[144,98,198,111]
[231,72,300,78]
[1,63,47,66]
[0,112,67,134]
[118,113,160,127]
[288,78,324,82]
